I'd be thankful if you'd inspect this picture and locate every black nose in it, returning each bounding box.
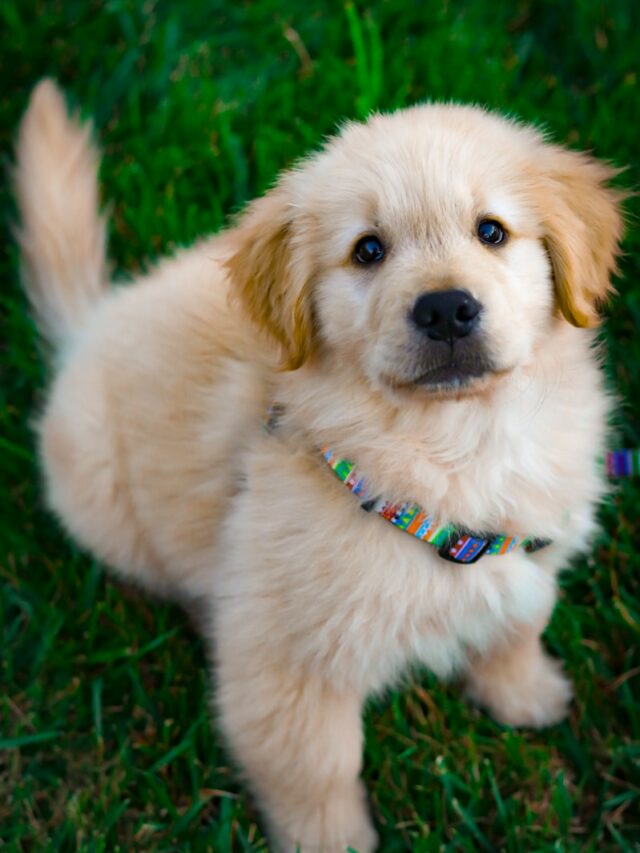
[411,289,482,341]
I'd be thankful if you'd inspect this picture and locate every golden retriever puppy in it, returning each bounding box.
[14,80,624,852]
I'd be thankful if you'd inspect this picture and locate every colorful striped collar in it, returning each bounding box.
[321,447,551,564]
[265,405,636,565]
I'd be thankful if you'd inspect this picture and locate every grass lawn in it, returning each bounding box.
[1,1,639,850]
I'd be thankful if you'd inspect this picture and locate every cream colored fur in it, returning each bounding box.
[14,80,624,853]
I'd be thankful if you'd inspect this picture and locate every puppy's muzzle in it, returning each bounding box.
[405,289,492,389]
[411,289,481,341]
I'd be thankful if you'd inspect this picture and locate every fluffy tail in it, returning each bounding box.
[13,79,108,351]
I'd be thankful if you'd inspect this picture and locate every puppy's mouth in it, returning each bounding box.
[383,349,499,396]
[412,359,490,390]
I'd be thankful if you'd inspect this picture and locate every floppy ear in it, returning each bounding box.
[225,186,315,370]
[538,147,625,327]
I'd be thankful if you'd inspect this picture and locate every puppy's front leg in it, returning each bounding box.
[215,647,377,853]
[464,620,573,729]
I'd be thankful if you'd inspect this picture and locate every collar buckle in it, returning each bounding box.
[438,533,490,564]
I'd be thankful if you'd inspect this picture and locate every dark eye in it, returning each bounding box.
[477,219,507,246]
[353,235,385,265]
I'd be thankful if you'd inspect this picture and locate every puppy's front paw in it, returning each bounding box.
[466,650,573,729]
[271,784,378,853]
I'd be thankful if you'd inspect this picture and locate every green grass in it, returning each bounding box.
[1,1,639,849]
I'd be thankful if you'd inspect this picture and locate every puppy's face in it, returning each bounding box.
[229,106,623,399]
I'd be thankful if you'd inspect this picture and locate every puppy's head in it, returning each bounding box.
[227,106,624,395]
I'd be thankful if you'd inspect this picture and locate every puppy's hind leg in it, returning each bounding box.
[39,355,171,594]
